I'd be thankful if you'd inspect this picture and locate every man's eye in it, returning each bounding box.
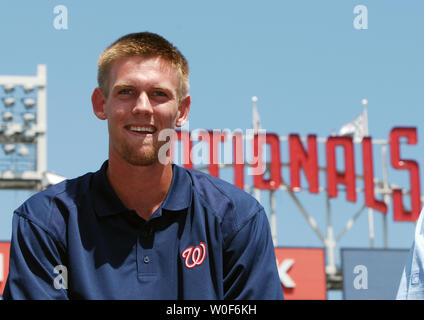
[118,89,133,95]
[152,91,167,97]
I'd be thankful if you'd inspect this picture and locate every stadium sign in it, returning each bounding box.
[172,127,421,222]
[0,241,10,296]
[275,247,327,300]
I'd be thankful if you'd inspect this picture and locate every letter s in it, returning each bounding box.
[389,127,421,222]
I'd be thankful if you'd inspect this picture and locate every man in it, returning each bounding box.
[4,32,283,299]
[397,207,424,299]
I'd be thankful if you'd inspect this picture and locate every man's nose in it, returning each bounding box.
[132,92,153,115]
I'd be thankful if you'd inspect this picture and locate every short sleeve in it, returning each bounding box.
[223,208,284,300]
[3,212,68,300]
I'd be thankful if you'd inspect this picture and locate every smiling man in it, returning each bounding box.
[92,52,190,221]
[3,32,283,300]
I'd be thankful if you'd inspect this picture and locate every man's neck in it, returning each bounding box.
[106,154,173,221]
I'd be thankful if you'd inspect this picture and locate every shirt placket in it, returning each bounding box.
[137,222,157,278]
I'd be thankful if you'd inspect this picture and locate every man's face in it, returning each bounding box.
[92,56,190,166]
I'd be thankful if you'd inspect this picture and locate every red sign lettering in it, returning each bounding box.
[362,137,387,213]
[253,133,282,190]
[289,134,319,194]
[172,127,422,222]
[326,136,356,202]
[389,127,421,221]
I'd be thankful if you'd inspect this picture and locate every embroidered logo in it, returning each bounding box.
[181,242,207,268]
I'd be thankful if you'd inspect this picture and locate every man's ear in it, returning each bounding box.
[92,88,107,120]
[176,95,191,127]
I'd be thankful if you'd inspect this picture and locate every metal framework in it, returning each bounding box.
[194,135,421,290]
[251,137,396,289]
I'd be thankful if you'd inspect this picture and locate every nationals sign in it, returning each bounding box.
[275,247,327,300]
[0,241,10,296]
[172,127,421,222]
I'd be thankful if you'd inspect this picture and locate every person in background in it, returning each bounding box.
[397,207,424,299]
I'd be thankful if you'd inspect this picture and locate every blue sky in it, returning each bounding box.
[0,1,423,299]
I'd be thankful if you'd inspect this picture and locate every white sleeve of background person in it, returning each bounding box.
[396,207,424,299]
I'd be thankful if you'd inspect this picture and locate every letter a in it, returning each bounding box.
[53,265,68,290]
[353,5,368,30]
[53,5,69,30]
[353,265,368,290]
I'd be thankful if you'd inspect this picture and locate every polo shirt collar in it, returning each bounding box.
[91,160,192,217]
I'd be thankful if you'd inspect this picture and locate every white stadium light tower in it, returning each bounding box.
[0,65,65,190]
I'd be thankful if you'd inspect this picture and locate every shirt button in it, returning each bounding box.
[144,256,150,264]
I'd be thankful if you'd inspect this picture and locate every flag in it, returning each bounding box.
[339,101,369,142]
[339,111,367,142]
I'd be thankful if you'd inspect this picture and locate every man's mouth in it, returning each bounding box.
[125,125,157,135]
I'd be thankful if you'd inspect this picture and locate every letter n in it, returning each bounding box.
[289,134,319,193]
[253,133,282,190]
[326,136,356,202]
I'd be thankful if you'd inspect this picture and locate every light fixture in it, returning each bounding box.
[4,126,15,138]
[22,97,35,109]
[3,97,15,107]
[17,144,30,157]
[2,111,13,122]
[3,84,15,94]
[12,123,23,134]
[3,170,14,179]
[3,144,15,155]
[22,113,35,123]
[23,128,36,140]
[22,84,35,94]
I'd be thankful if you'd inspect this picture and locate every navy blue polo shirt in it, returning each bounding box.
[4,161,283,300]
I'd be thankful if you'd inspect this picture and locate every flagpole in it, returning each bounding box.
[252,96,260,132]
[251,96,278,246]
[251,96,261,202]
[362,98,375,248]
[362,99,369,136]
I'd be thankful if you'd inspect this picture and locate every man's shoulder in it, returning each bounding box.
[15,171,94,229]
[181,166,263,222]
